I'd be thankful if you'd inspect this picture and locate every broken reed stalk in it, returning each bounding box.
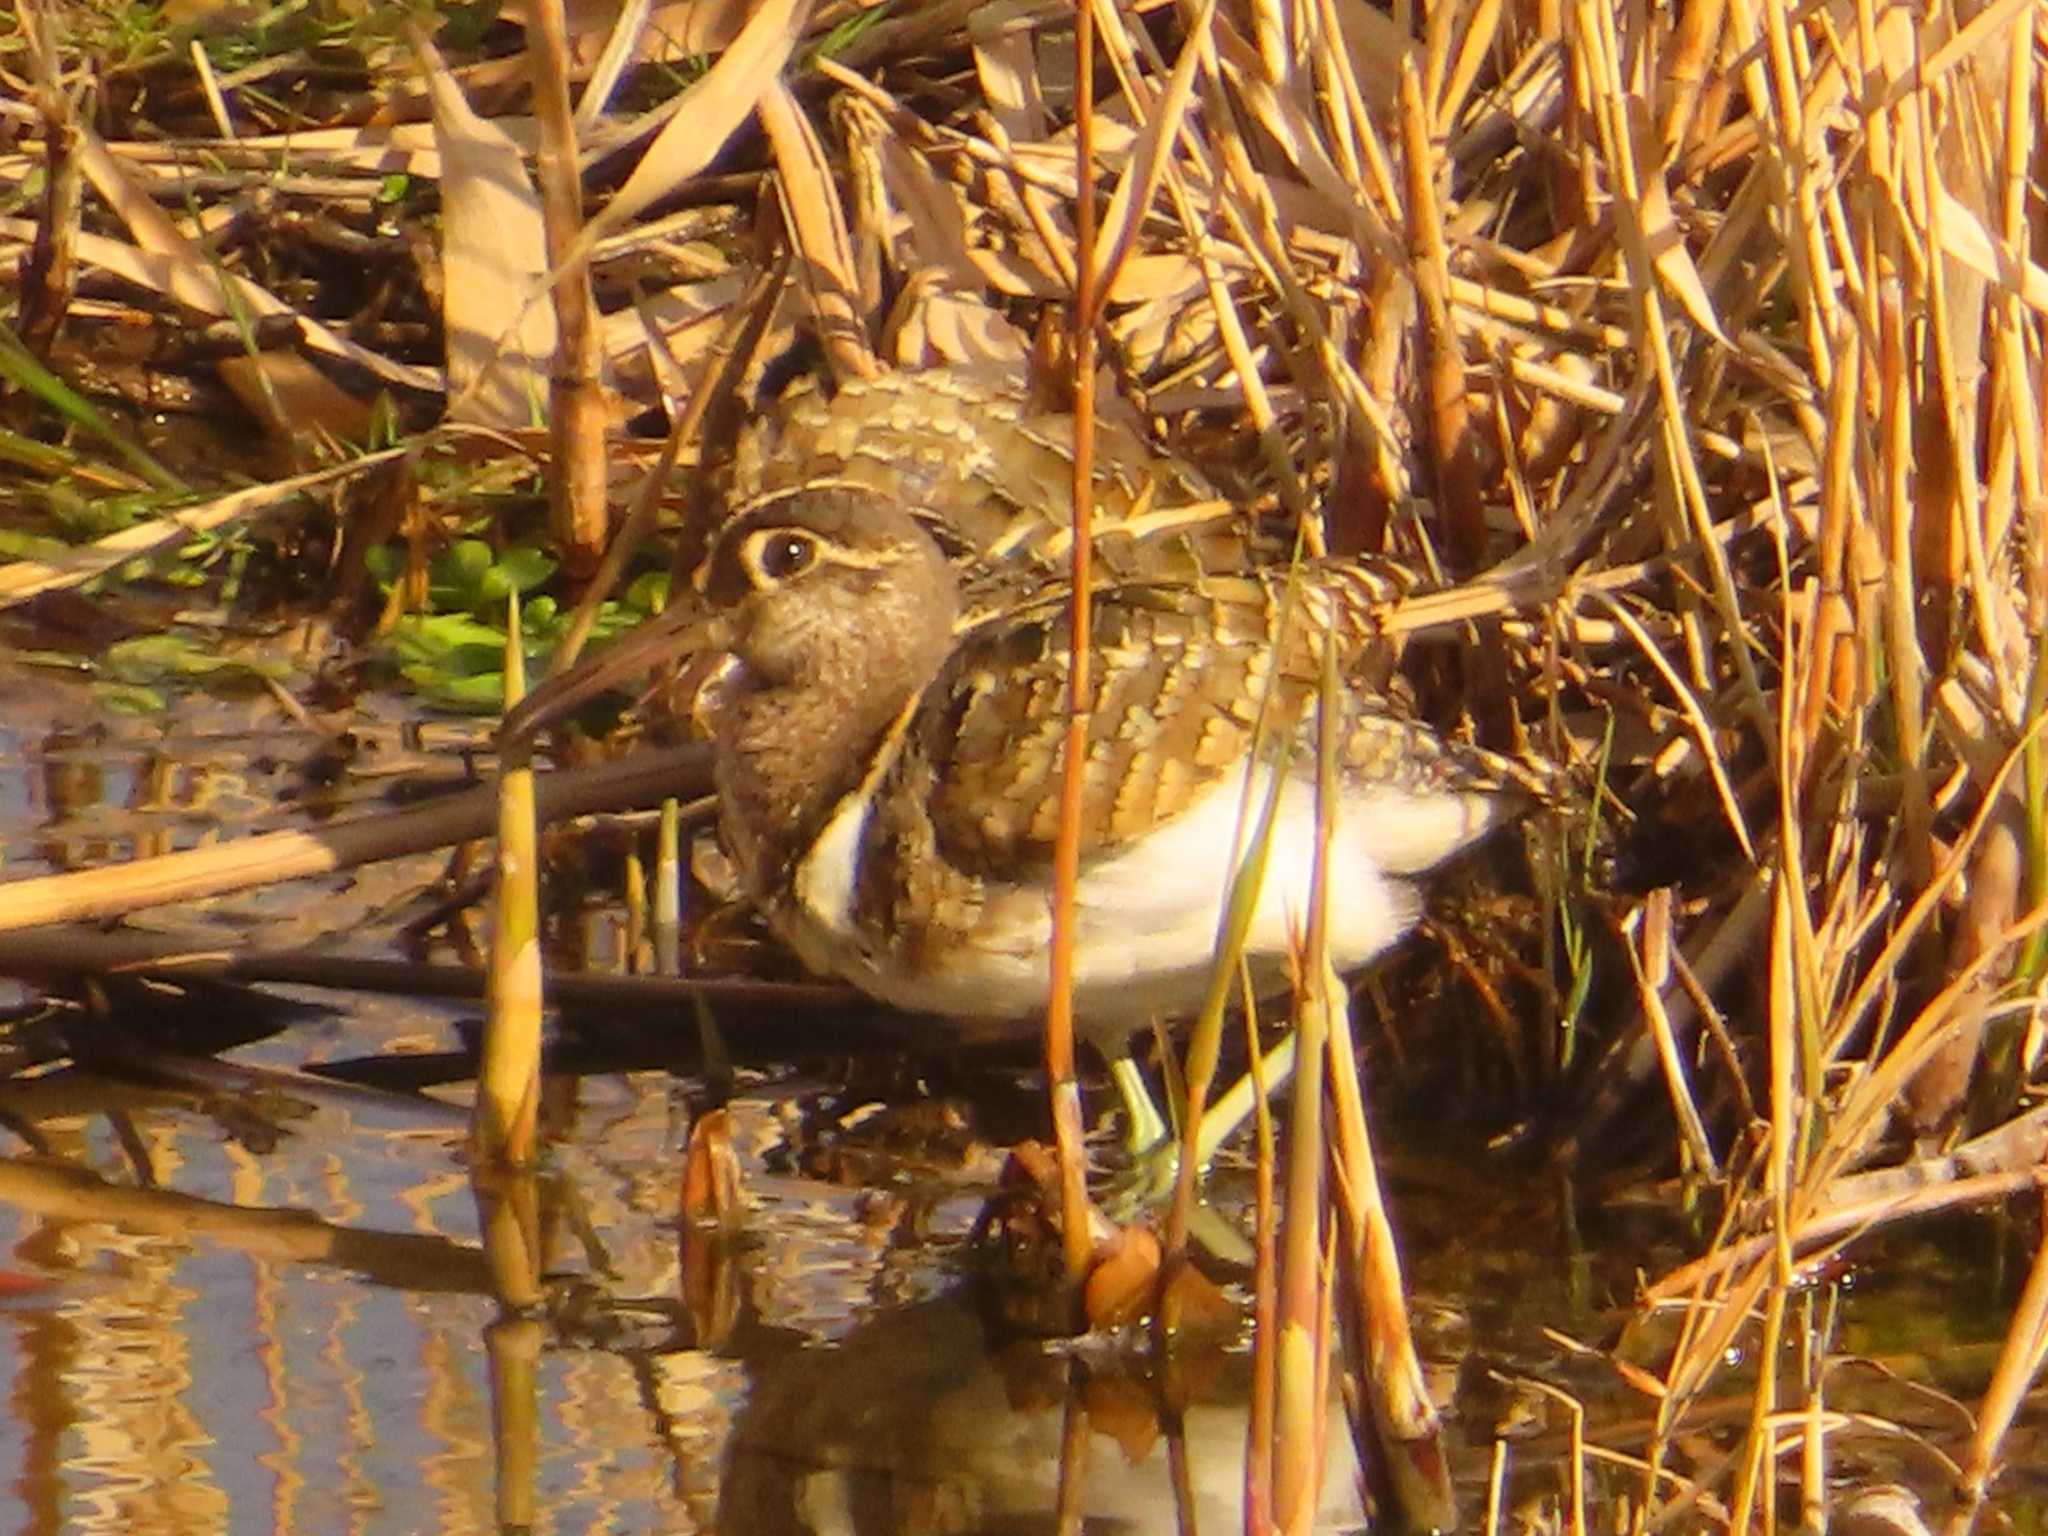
[0,746,711,932]
[1042,0,1101,1292]
[482,1302,550,1490]
[475,594,543,1166]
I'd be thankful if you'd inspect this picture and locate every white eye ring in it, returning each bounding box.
[741,527,819,586]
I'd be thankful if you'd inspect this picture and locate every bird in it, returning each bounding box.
[504,369,1519,1158]
[682,486,1506,1022]
[718,365,1258,587]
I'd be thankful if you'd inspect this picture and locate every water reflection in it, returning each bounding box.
[0,1039,1387,1536]
[719,1292,1364,1535]
[0,879,2034,1532]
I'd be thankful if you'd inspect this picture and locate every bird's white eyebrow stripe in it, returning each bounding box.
[814,542,904,572]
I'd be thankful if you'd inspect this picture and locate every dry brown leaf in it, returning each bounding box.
[1629,101,1728,345]
[216,353,381,442]
[970,3,1049,142]
[111,122,457,178]
[1081,1225,1162,1331]
[414,28,557,428]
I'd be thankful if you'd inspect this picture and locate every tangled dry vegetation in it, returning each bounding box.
[3,0,2047,1523]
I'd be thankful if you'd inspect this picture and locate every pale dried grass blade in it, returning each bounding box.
[1089,0,1213,299]
[1934,186,2048,318]
[761,79,874,381]
[189,40,235,140]
[1433,0,1501,137]
[416,27,557,428]
[600,0,812,234]
[1624,890,1721,1177]
[970,3,1049,142]
[573,0,652,131]
[1630,106,1729,345]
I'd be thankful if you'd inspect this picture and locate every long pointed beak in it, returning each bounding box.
[498,597,730,749]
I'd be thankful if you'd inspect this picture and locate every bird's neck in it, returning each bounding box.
[710,637,939,903]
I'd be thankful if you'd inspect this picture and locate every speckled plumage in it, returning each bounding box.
[700,489,1510,1039]
[728,366,1259,587]
[506,368,1515,1047]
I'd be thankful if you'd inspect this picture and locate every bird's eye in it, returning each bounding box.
[747,529,817,584]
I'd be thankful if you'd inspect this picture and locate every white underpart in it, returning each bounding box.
[786,758,1504,1036]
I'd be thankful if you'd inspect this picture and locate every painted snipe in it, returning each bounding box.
[504,369,1518,1152]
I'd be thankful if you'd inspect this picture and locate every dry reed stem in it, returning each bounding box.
[530,0,611,575]
[0,747,710,931]
[0,448,406,605]
[1272,636,1337,1536]
[1043,0,1101,1295]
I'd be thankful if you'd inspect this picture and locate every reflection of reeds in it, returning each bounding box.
[0,1158,491,1293]
[0,748,711,931]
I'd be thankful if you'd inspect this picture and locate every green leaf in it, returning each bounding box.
[625,570,672,615]
[399,662,514,712]
[98,632,290,687]
[93,682,169,715]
